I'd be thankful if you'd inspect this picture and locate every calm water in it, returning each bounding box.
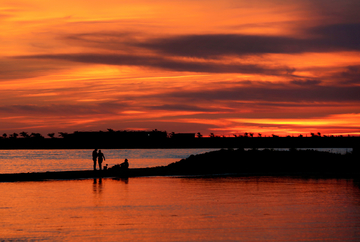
[0,149,218,174]
[1,177,360,241]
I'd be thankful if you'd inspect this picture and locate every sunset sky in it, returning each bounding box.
[1,0,360,137]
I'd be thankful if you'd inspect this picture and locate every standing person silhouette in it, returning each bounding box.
[98,150,106,171]
[92,149,98,170]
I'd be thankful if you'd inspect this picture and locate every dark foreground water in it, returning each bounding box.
[1,177,360,241]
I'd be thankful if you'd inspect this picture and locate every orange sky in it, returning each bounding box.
[1,0,360,137]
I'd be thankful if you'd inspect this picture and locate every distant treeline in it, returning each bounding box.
[0,129,359,150]
[1,129,356,139]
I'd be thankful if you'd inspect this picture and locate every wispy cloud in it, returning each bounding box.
[153,83,360,103]
[14,53,294,75]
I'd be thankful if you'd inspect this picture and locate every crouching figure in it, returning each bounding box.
[120,159,129,170]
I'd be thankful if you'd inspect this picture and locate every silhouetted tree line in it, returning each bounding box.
[0,129,359,149]
[1,129,356,140]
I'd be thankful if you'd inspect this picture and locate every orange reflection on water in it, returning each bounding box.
[1,177,360,241]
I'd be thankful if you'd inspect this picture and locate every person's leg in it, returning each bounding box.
[93,159,97,170]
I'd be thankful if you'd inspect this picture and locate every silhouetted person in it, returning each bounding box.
[120,158,129,170]
[92,149,98,170]
[98,150,105,170]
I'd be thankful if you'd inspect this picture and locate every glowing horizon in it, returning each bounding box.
[1,0,359,137]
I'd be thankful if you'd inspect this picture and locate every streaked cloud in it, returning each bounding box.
[14,53,295,76]
[136,24,360,57]
[0,0,359,136]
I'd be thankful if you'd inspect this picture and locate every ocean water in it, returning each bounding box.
[1,176,360,241]
[0,149,218,174]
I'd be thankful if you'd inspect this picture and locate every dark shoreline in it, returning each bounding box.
[1,136,359,149]
[1,149,359,182]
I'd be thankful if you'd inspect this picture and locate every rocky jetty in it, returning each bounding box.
[1,148,358,182]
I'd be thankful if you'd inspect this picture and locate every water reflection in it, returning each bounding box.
[93,178,103,193]
[1,177,360,241]
[112,177,129,184]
